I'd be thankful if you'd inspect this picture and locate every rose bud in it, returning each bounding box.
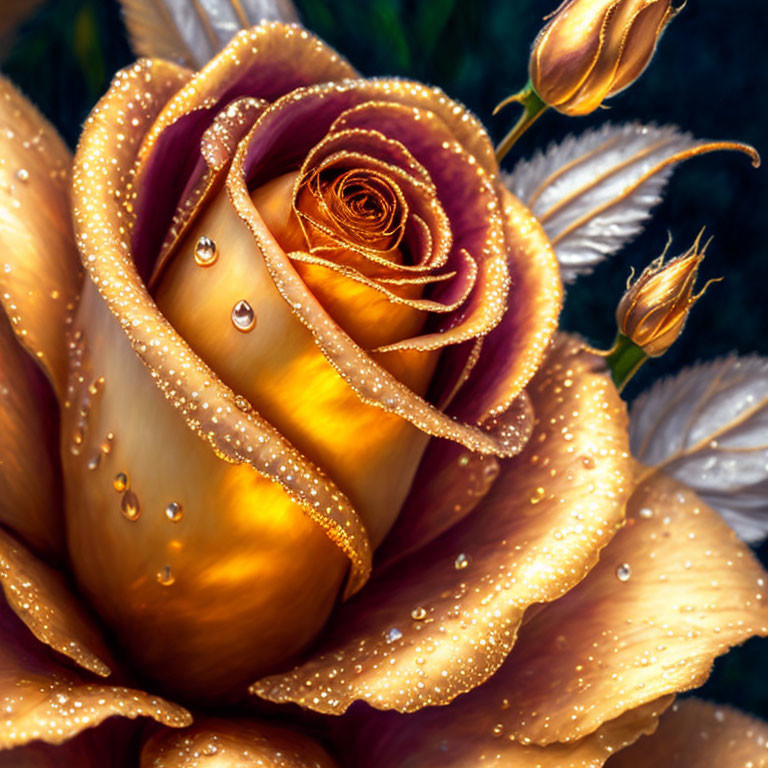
[617,232,714,357]
[530,0,679,116]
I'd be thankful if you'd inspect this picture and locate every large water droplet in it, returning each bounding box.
[530,486,545,504]
[15,168,28,182]
[121,490,140,521]
[157,564,175,586]
[410,606,427,621]
[165,501,183,523]
[616,563,632,582]
[194,235,218,266]
[385,627,403,643]
[87,454,101,471]
[231,300,256,332]
[113,472,129,492]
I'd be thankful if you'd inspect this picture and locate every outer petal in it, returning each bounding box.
[0,75,82,398]
[140,718,339,767]
[73,58,371,600]
[0,308,62,556]
[342,697,671,768]
[253,335,632,713]
[460,471,768,746]
[607,699,768,767]
[446,188,562,423]
[0,593,190,750]
[0,526,111,677]
[0,720,138,767]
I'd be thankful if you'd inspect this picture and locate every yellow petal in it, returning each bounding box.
[0,75,82,399]
[140,718,339,767]
[72,58,371,597]
[468,470,768,745]
[0,526,111,677]
[607,698,768,767]
[253,335,632,713]
[63,277,350,702]
[0,308,63,556]
[0,591,190,750]
[155,183,432,548]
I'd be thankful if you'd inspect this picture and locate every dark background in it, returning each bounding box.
[3,0,767,719]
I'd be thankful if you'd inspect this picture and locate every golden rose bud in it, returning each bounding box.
[530,0,679,116]
[616,233,713,357]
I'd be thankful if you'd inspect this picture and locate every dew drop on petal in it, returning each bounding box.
[639,506,654,519]
[15,168,28,182]
[113,472,128,492]
[530,486,545,504]
[121,490,140,521]
[86,454,101,471]
[194,235,218,266]
[157,564,175,586]
[231,300,256,332]
[165,501,183,523]
[411,606,427,621]
[385,627,403,643]
[100,433,114,455]
[454,552,471,570]
[616,562,632,582]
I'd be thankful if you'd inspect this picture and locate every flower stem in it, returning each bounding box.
[494,83,549,164]
[605,333,648,393]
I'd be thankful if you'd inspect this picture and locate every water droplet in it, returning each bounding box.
[386,627,403,643]
[616,563,632,582]
[458,453,470,467]
[194,235,218,266]
[639,507,654,519]
[157,564,175,586]
[72,427,84,446]
[492,723,504,737]
[231,300,256,332]
[100,433,114,455]
[165,501,183,523]
[113,472,128,492]
[201,741,218,756]
[121,490,140,521]
[530,486,545,504]
[234,394,250,411]
[87,454,101,471]
[454,553,471,570]
[88,376,105,395]
[15,168,28,182]
[411,606,427,621]
[581,455,595,469]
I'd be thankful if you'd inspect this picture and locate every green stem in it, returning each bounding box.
[494,84,549,164]
[605,333,648,393]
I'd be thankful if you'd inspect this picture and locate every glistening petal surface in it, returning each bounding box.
[253,336,632,713]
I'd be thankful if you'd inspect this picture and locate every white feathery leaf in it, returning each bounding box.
[630,356,768,543]
[121,0,299,69]
[505,123,732,283]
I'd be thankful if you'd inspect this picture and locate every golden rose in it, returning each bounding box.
[0,21,767,768]
[530,0,679,116]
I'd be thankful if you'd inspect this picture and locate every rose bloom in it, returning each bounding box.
[0,21,767,768]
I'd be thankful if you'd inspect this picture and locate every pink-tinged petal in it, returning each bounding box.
[0,526,112,677]
[0,75,82,399]
[0,594,190,750]
[607,698,768,767]
[0,720,138,767]
[252,336,632,713]
[0,309,63,557]
[140,718,339,767]
[457,471,768,746]
[131,23,358,278]
[73,59,371,600]
[341,697,671,768]
[447,187,563,424]
[376,392,533,566]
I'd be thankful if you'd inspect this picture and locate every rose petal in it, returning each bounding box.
[0,75,82,399]
[469,470,768,745]
[341,697,671,768]
[252,335,632,713]
[154,185,430,549]
[0,720,138,767]
[140,718,339,767]
[0,309,63,556]
[72,59,371,598]
[132,22,358,277]
[606,698,768,767]
[63,277,350,701]
[0,594,190,750]
[446,188,562,424]
[0,526,112,677]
